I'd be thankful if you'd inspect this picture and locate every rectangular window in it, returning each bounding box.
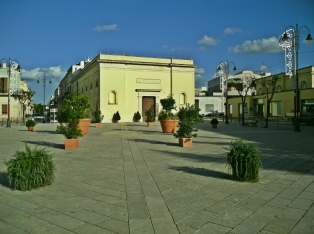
[270,101,282,116]
[2,104,8,114]
[238,103,243,115]
[0,78,8,93]
[205,104,214,112]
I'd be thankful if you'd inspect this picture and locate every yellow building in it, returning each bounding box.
[56,54,195,122]
[228,66,314,120]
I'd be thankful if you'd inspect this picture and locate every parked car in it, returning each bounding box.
[205,111,224,117]
[33,116,44,123]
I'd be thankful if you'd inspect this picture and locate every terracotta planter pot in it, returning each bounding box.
[64,138,79,150]
[114,120,119,123]
[27,126,34,131]
[147,122,153,127]
[78,118,91,135]
[95,123,101,128]
[160,120,179,133]
[212,124,217,128]
[136,120,140,122]
[179,137,192,147]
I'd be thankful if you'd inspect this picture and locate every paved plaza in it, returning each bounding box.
[0,120,313,234]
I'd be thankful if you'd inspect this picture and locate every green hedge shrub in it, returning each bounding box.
[4,144,56,191]
[226,139,262,182]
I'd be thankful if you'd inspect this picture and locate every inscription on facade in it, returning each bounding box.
[136,78,160,84]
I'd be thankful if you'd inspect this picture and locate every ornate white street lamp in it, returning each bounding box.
[37,75,52,123]
[217,60,237,124]
[279,24,313,132]
[0,58,21,127]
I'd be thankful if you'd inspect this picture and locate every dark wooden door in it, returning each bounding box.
[142,97,155,121]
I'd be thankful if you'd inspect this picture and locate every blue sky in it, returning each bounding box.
[1,0,314,104]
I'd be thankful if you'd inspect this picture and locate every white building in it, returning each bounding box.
[0,61,24,124]
[207,70,268,115]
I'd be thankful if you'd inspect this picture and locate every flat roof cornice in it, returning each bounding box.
[97,59,195,68]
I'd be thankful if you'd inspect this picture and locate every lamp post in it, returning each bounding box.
[0,58,21,127]
[37,75,52,123]
[217,60,237,124]
[279,24,313,132]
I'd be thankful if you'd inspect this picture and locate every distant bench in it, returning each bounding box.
[244,117,258,127]
[285,112,294,122]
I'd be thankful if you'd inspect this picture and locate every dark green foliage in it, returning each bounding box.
[113,111,121,121]
[25,119,36,127]
[93,110,104,123]
[226,139,262,182]
[57,92,92,123]
[158,94,177,120]
[57,92,91,137]
[134,111,141,120]
[160,94,176,113]
[145,109,155,122]
[210,118,219,124]
[4,144,56,191]
[56,119,83,139]
[174,104,204,138]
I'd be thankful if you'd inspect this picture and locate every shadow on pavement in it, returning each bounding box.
[0,172,11,189]
[169,166,232,180]
[21,140,64,149]
[151,149,226,163]
[134,139,177,146]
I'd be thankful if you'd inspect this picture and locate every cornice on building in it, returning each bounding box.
[70,54,195,83]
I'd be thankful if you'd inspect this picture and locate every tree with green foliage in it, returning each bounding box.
[34,103,44,115]
[11,89,36,124]
[229,75,256,126]
[259,75,280,128]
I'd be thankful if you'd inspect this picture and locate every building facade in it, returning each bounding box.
[207,70,264,116]
[228,66,314,120]
[56,54,195,122]
[0,62,24,124]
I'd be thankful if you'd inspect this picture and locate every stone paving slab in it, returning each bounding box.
[0,120,313,233]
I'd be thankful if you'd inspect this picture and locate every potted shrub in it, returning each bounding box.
[158,94,179,133]
[134,111,141,122]
[113,111,121,123]
[93,110,104,128]
[58,92,92,135]
[56,120,83,150]
[173,104,204,147]
[226,139,262,182]
[145,109,155,127]
[210,118,219,128]
[4,143,56,191]
[25,119,36,131]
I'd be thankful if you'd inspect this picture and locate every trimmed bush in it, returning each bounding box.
[56,119,83,139]
[145,109,155,122]
[4,144,56,191]
[113,111,121,121]
[25,119,36,127]
[226,139,262,182]
[174,104,204,139]
[134,111,141,121]
[93,110,104,123]
[158,94,177,120]
[210,118,219,124]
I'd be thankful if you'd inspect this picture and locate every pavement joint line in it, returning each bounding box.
[122,122,179,233]
[0,121,313,233]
